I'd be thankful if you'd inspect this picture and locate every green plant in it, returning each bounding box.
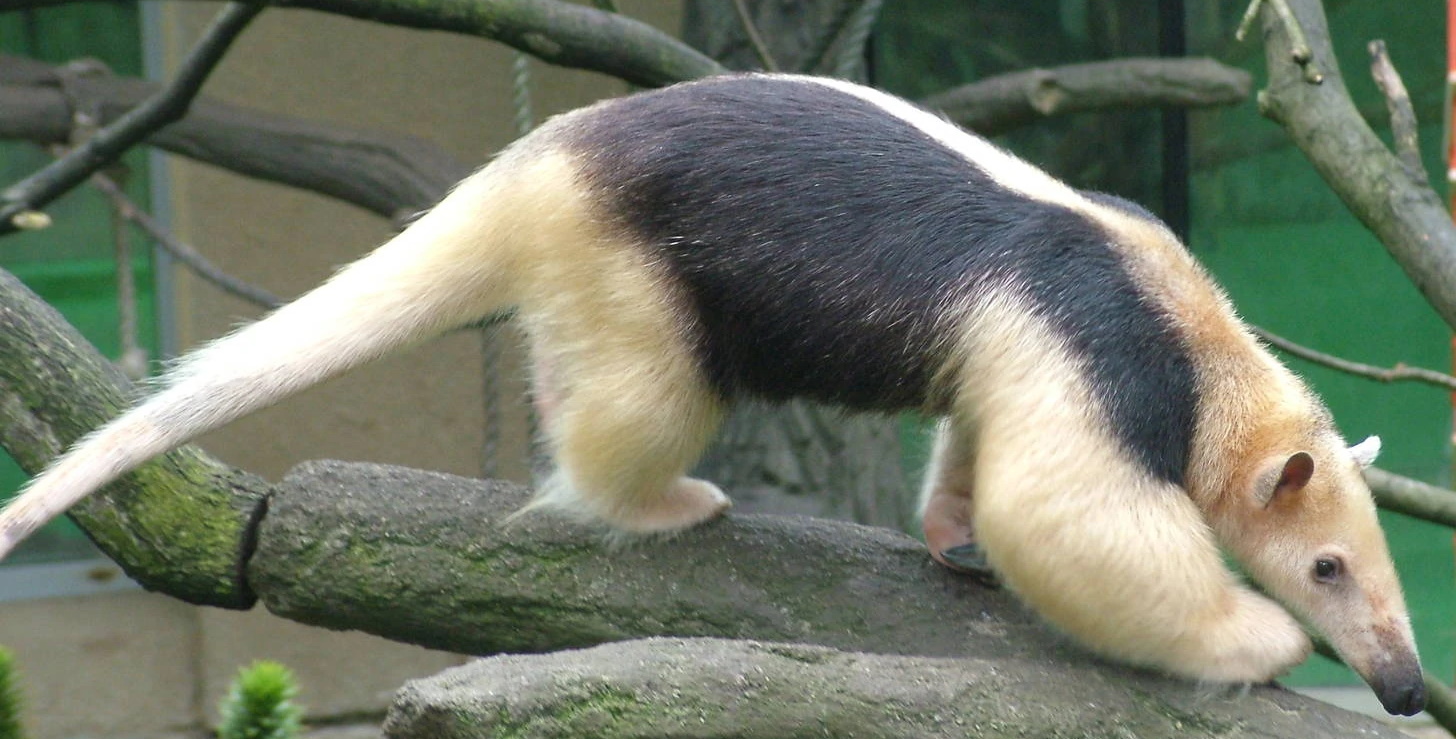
[216,660,304,739]
[0,647,24,739]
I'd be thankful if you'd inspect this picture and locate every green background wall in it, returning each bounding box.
[0,3,156,563]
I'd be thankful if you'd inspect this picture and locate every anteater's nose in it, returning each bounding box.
[1377,679,1426,717]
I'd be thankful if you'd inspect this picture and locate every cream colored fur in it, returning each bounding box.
[506,153,730,533]
[836,81,1418,689]
[935,289,1310,682]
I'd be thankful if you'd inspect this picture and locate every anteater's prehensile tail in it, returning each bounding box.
[0,167,518,559]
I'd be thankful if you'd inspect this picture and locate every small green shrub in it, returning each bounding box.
[216,660,304,739]
[0,647,24,739]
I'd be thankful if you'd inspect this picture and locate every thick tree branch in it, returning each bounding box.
[1252,325,1456,392]
[88,174,283,308]
[0,3,263,235]
[923,57,1251,137]
[1254,0,1456,330]
[0,0,727,89]
[243,461,1405,739]
[0,54,469,221]
[0,268,266,607]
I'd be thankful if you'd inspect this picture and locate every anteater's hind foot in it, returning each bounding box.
[534,474,731,535]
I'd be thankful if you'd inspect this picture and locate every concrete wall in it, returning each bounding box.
[0,3,680,736]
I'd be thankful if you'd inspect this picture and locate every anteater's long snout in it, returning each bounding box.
[1363,650,1425,716]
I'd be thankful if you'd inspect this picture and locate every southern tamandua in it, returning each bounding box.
[0,73,1425,715]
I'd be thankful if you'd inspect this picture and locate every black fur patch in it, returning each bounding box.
[565,75,1196,485]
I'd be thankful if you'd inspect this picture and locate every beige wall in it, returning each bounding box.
[0,3,681,737]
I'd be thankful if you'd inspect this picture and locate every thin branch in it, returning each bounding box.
[731,0,780,73]
[1368,39,1426,185]
[510,53,535,137]
[1251,326,1456,392]
[88,174,283,310]
[1269,0,1316,69]
[924,58,1251,137]
[0,0,726,89]
[1365,467,1456,530]
[1234,0,1263,42]
[798,1,860,74]
[0,53,471,219]
[0,3,264,235]
[1240,0,1320,82]
[832,0,883,80]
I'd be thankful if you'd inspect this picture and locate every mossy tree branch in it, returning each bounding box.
[0,268,266,607]
[253,462,1407,739]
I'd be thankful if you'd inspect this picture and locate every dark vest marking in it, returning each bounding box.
[565,75,1197,485]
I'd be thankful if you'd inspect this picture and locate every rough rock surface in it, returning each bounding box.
[386,638,1409,739]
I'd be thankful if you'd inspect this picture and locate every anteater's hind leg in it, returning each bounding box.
[919,420,995,581]
[530,339,728,533]
[506,150,731,534]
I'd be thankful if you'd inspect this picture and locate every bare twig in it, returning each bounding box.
[731,0,780,72]
[1368,40,1426,185]
[1234,0,1263,42]
[0,3,263,235]
[87,175,283,310]
[1268,0,1315,69]
[1251,326,1456,392]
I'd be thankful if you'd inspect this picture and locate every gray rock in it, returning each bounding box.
[385,638,1408,738]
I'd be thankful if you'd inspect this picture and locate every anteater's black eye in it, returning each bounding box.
[1314,557,1342,584]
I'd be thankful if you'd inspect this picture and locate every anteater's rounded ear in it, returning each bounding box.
[1256,452,1315,508]
[1349,435,1381,469]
